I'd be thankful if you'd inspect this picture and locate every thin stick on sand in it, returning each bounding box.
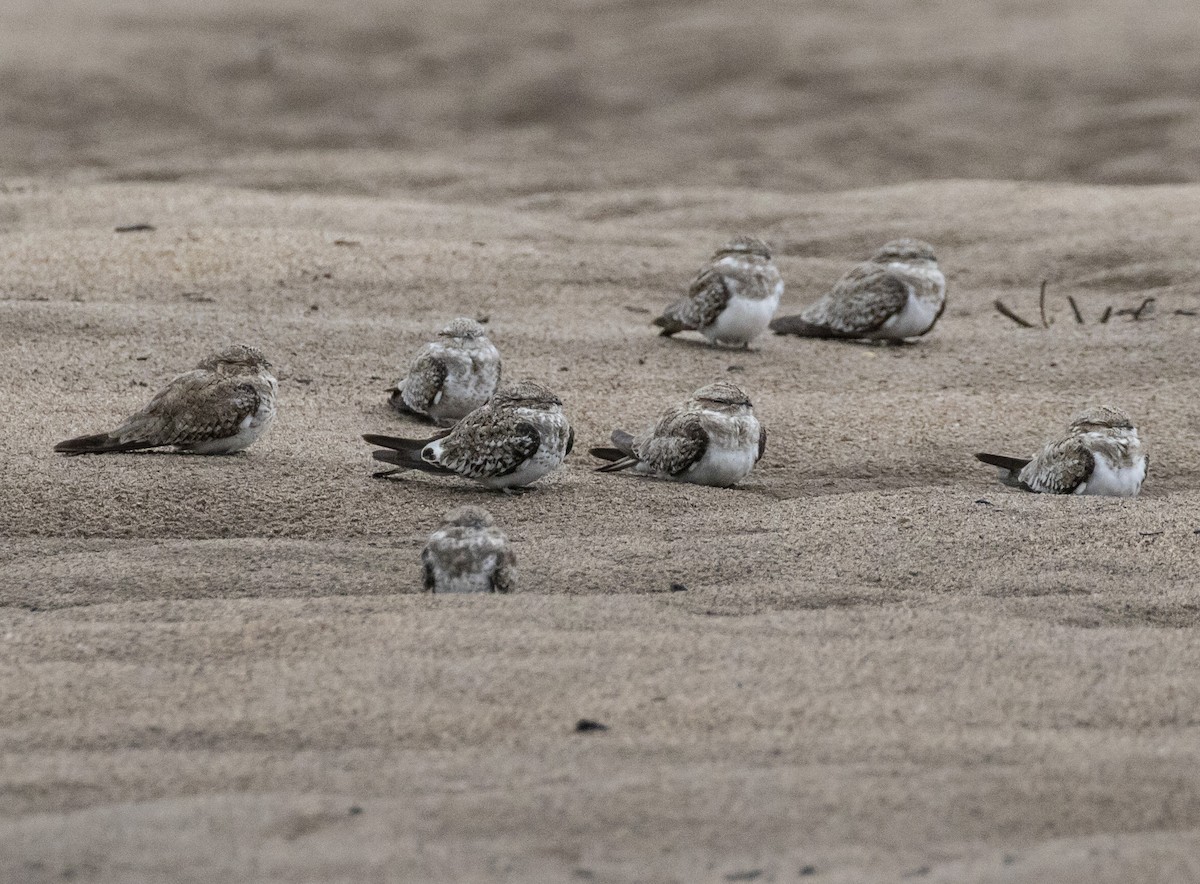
[1066,295,1085,324]
[1099,306,1113,324]
[994,299,1035,328]
[1038,280,1050,328]
[1132,297,1156,321]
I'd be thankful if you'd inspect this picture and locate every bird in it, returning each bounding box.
[54,344,277,456]
[975,405,1148,496]
[389,317,501,426]
[653,235,783,348]
[589,381,766,487]
[421,505,517,593]
[364,380,573,492]
[770,238,945,342]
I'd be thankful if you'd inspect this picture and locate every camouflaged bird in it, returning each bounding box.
[364,380,573,491]
[422,506,517,593]
[975,405,1148,496]
[589,381,766,487]
[653,235,783,348]
[389,317,501,425]
[771,238,946,341]
[54,344,277,455]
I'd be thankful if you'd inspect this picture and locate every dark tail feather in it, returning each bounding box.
[975,452,1030,471]
[975,452,1031,488]
[652,315,686,337]
[595,455,638,473]
[770,314,836,337]
[589,447,626,463]
[363,432,449,474]
[362,432,444,451]
[54,432,150,456]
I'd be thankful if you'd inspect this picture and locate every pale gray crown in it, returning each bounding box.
[492,380,562,409]
[196,344,271,373]
[713,235,772,261]
[438,317,488,340]
[1069,405,1135,432]
[693,380,752,409]
[871,238,937,265]
[440,506,496,530]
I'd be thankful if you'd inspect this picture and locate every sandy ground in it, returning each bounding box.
[4,1,1200,882]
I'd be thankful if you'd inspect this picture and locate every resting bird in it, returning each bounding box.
[389,317,501,425]
[422,506,517,593]
[653,235,783,348]
[364,380,572,492]
[589,381,765,488]
[975,405,1147,496]
[54,344,277,456]
[770,238,945,342]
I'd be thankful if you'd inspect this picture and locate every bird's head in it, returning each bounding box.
[693,380,753,414]
[713,235,772,261]
[440,506,496,530]
[871,239,938,266]
[492,380,563,411]
[438,317,489,340]
[1069,405,1136,434]
[198,344,272,374]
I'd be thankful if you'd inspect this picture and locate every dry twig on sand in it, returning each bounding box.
[994,299,1035,328]
[1038,280,1050,328]
[1067,295,1085,324]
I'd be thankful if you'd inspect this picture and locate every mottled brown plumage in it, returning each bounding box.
[422,506,517,593]
[365,380,573,491]
[390,317,501,425]
[975,405,1147,496]
[590,381,765,487]
[771,238,945,341]
[55,344,277,456]
[654,236,783,347]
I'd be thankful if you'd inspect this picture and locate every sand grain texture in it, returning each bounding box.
[4,0,1200,881]
[2,177,1200,882]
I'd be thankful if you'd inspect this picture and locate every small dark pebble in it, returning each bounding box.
[476,315,490,324]
[727,364,744,372]
[637,357,646,365]
[322,272,332,279]
[309,304,319,312]
[559,366,569,372]
[624,305,651,314]
[333,239,360,247]
[575,718,608,733]
[725,871,763,882]
[135,355,150,361]
[348,806,363,815]
[295,378,313,385]
[669,582,687,592]
[115,223,155,233]
[799,865,817,876]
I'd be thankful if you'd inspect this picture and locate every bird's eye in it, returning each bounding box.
[422,448,436,461]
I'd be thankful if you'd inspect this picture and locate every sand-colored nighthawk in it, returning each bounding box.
[365,380,573,491]
[389,317,500,425]
[653,235,783,348]
[55,344,277,455]
[771,238,945,341]
[590,381,765,487]
[422,505,517,593]
[975,405,1147,496]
